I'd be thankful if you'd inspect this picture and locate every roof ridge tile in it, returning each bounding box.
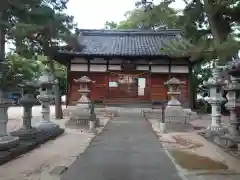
[79,29,181,36]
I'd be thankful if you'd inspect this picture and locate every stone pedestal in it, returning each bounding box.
[0,68,19,150]
[0,104,19,150]
[35,70,60,133]
[164,77,186,123]
[204,67,226,131]
[11,82,42,140]
[68,76,97,132]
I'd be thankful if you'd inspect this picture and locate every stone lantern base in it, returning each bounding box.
[36,121,61,134]
[0,105,20,150]
[0,136,19,151]
[11,127,43,140]
[164,99,187,123]
[67,106,91,128]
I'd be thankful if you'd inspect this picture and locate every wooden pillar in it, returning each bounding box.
[188,65,194,109]
[106,58,110,103]
[66,61,71,106]
[168,58,172,79]
[87,58,90,72]
[148,60,152,102]
[167,59,172,101]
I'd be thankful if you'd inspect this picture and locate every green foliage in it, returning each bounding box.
[0,0,72,118]
[3,54,41,88]
[3,54,67,94]
[55,63,67,95]
[0,0,73,95]
[105,2,180,29]
[104,21,118,29]
[34,55,67,95]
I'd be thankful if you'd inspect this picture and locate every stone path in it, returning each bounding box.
[61,111,182,180]
[185,174,240,180]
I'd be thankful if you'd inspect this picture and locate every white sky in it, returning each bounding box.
[66,0,186,29]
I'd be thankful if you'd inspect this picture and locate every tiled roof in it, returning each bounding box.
[60,29,184,57]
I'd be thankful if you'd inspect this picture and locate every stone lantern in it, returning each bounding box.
[164,77,185,122]
[68,76,97,132]
[0,62,19,150]
[75,76,93,108]
[11,81,41,140]
[221,59,240,148]
[203,67,226,131]
[35,70,60,133]
[223,77,240,148]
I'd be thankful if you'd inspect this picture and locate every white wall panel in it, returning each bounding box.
[171,66,189,73]
[89,64,107,72]
[108,65,121,70]
[71,58,88,63]
[151,65,169,73]
[70,64,88,71]
[136,65,149,71]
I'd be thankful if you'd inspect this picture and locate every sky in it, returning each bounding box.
[66,0,186,29]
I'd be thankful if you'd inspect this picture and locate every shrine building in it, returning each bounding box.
[52,29,194,107]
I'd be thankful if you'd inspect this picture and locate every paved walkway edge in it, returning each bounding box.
[38,116,114,180]
[62,116,113,171]
[144,118,189,180]
[161,144,189,180]
[79,118,113,157]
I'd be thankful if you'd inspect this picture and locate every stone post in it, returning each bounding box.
[204,67,226,131]
[11,81,41,140]
[224,76,240,148]
[164,77,185,122]
[35,70,60,133]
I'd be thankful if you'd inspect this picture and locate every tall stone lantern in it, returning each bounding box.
[0,62,19,150]
[68,76,97,132]
[223,59,240,148]
[11,81,41,140]
[203,67,226,131]
[164,77,185,122]
[35,70,61,133]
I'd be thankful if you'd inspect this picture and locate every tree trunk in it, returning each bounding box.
[48,57,63,119]
[203,0,231,64]
[0,12,6,82]
[203,0,225,43]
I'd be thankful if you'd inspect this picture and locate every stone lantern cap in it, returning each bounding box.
[38,70,55,85]
[164,77,184,86]
[18,80,40,89]
[203,77,225,87]
[74,76,95,83]
[226,58,240,76]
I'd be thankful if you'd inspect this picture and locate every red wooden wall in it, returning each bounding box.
[68,72,189,104]
[150,74,168,101]
[69,72,108,104]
